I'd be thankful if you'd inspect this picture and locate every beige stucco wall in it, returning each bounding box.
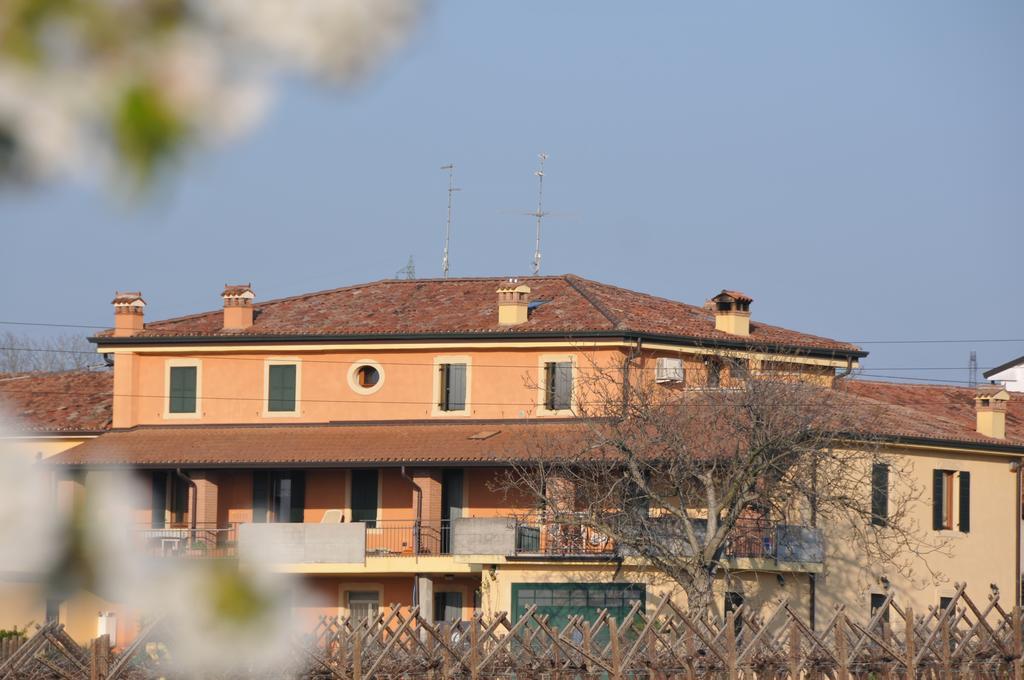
[815,445,1020,620]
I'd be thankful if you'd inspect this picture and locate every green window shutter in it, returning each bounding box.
[544,362,557,410]
[151,471,168,529]
[252,471,269,523]
[168,366,197,413]
[290,471,306,524]
[351,469,379,528]
[445,364,467,411]
[552,362,573,410]
[958,471,970,533]
[932,469,944,531]
[871,463,889,527]
[268,364,297,412]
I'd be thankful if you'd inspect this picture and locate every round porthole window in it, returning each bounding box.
[348,360,384,395]
[357,365,379,388]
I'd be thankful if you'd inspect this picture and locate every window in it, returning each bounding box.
[348,360,385,395]
[932,470,969,532]
[268,364,297,412]
[348,591,380,622]
[45,599,61,624]
[871,463,889,527]
[939,596,954,613]
[724,591,744,633]
[252,471,305,523]
[434,591,463,623]
[704,357,723,388]
[439,363,467,411]
[545,362,573,411]
[150,471,190,528]
[168,366,197,414]
[870,593,889,622]
[351,469,379,528]
[356,365,380,388]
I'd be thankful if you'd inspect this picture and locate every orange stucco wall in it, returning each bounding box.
[107,346,627,428]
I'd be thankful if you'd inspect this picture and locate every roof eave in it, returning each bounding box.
[90,329,867,361]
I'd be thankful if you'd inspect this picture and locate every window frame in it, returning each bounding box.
[263,358,301,417]
[163,359,202,419]
[537,354,576,415]
[432,356,472,416]
[347,359,385,395]
[343,587,383,621]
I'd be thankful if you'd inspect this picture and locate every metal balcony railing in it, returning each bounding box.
[364,520,452,557]
[512,517,617,557]
[136,522,239,559]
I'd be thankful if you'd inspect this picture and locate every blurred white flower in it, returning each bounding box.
[0,0,420,186]
[0,428,65,575]
[81,472,306,675]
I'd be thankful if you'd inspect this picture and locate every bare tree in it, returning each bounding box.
[502,349,946,614]
[0,332,99,372]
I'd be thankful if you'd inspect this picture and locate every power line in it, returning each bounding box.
[0,344,1013,375]
[0,385,1012,407]
[1,318,1022,346]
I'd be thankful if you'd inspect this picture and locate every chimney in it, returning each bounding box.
[496,279,531,326]
[221,284,255,331]
[710,290,752,336]
[975,385,1010,439]
[111,292,145,337]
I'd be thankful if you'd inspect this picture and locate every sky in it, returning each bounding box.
[1,1,1022,383]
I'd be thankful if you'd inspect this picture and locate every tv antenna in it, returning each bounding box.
[968,350,978,387]
[440,163,459,278]
[529,153,549,275]
[395,255,416,279]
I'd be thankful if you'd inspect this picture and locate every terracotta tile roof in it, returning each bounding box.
[42,379,1024,467]
[94,275,862,355]
[0,370,113,435]
[45,419,590,466]
[838,379,1024,448]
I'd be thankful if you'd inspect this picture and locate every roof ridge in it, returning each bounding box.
[138,275,578,330]
[562,275,622,328]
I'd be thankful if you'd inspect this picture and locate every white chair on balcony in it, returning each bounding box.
[321,509,344,523]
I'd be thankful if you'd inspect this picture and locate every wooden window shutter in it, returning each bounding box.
[553,362,573,410]
[958,471,970,533]
[289,471,306,524]
[544,362,557,410]
[168,366,197,413]
[871,463,889,527]
[268,364,296,412]
[932,469,944,531]
[252,470,269,523]
[447,364,467,411]
[151,471,168,529]
[438,365,448,408]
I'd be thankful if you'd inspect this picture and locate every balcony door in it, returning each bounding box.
[150,470,189,528]
[252,470,306,523]
[441,469,463,552]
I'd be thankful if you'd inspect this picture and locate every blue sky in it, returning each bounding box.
[2,2,1022,382]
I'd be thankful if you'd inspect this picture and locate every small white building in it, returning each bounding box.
[984,355,1024,392]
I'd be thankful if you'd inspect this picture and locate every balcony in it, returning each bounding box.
[144,516,823,567]
[505,516,825,564]
[135,522,239,559]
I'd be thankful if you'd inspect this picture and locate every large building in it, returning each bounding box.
[3,276,1023,644]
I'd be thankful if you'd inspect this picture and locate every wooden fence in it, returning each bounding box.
[3,584,1024,678]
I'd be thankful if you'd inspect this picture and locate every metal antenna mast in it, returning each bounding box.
[440,164,459,278]
[529,153,550,275]
[969,350,978,387]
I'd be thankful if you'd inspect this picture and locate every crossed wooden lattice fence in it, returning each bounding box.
[3,584,1024,678]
